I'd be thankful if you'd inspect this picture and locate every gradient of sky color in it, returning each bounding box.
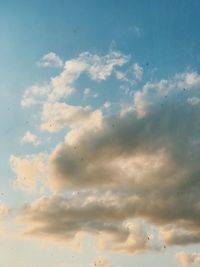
[0,1,200,267]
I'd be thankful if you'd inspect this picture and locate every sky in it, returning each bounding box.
[0,1,200,267]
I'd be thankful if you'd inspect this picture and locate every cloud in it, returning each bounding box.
[82,51,129,81]
[83,88,98,99]
[10,154,48,193]
[21,84,50,108]
[48,51,129,102]
[16,59,200,253]
[103,101,111,109]
[115,63,143,85]
[115,70,127,81]
[133,63,143,81]
[160,227,200,246]
[38,52,64,68]
[48,96,200,195]
[17,194,159,254]
[21,131,40,145]
[176,252,200,267]
[17,80,200,249]
[41,102,102,133]
[133,71,200,117]
[22,51,129,106]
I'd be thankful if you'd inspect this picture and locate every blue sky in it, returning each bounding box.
[0,1,200,267]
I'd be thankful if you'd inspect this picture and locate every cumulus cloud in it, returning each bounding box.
[133,71,200,117]
[21,131,40,145]
[176,252,200,267]
[48,97,200,194]
[41,102,102,133]
[16,57,200,254]
[38,52,64,68]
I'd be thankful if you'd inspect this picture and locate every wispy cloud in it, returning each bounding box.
[38,52,64,68]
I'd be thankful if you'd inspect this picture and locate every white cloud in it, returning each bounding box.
[21,131,40,145]
[83,51,129,81]
[133,71,200,117]
[38,52,64,68]
[22,51,129,106]
[21,84,50,108]
[41,102,102,133]
[48,51,129,102]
